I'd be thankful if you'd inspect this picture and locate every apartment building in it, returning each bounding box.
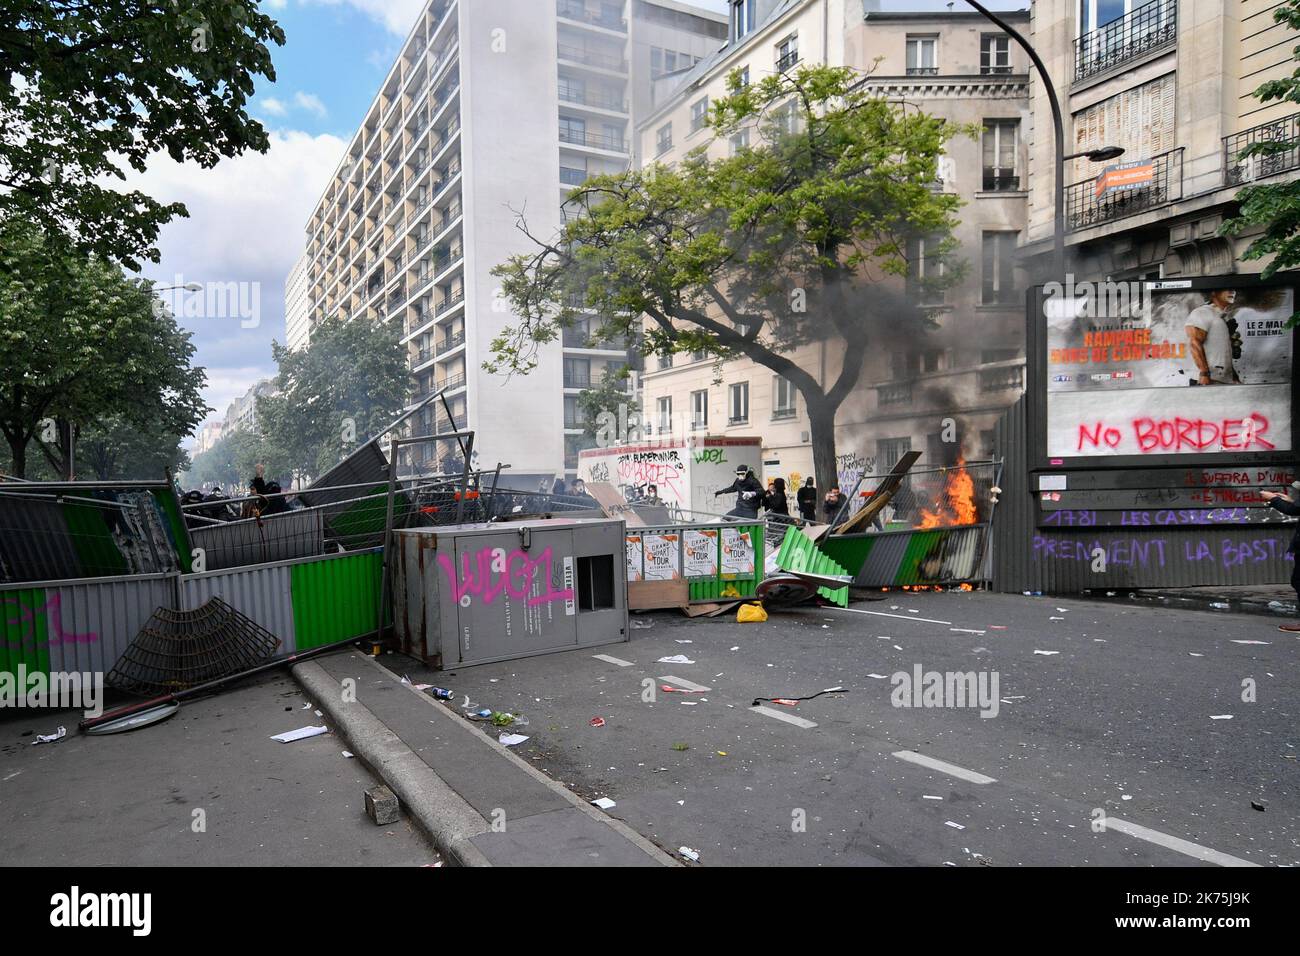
[1022,0,1300,279]
[298,0,724,484]
[284,251,311,352]
[637,0,1031,491]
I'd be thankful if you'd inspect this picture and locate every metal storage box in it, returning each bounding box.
[393,518,628,669]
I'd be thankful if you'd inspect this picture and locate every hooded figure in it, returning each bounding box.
[764,477,790,517]
[796,477,817,522]
[715,465,764,519]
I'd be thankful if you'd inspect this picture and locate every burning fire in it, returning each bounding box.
[917,460,978,529]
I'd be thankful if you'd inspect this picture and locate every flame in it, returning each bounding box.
[915,460,978,529]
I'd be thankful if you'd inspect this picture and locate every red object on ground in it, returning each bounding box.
[589,717,606,727]
[771,698,799,707]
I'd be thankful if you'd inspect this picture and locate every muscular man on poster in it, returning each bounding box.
[1185,290,1240,385]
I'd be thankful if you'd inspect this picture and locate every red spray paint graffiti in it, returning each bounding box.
[437,546,574,607]
[1077,413,1275,454]
[2,592,99,647]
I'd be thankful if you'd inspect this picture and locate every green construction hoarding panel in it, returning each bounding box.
[1,587,51,679]
[680,523,763,603]
[289,551,385,650]
[773,527,850,606]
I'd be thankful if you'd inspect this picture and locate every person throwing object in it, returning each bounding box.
[715,465,764,520]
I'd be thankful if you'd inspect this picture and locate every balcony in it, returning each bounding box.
[1074,0,1176,83]
[1065,147,1183,232]
[557,1,627,33]
[431,244,463,277]
[557,44,627,73]
[771,406,797,421]
[982,169,1021,191]
[978,365,1024,393]
[877,381,913,407]
[437,289,465,315]
[564,370,592,389]
[559,87,628,113]
[1224,113,1300,186]
[438,329,466,353]
[561,166,588,186]
[438,373,467,392]
[559,126,628,152]
[905,67,938,76]
[776,51,800,72]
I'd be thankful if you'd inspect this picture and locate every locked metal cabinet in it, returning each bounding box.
[393,518,628,669]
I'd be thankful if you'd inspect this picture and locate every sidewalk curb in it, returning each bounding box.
[295,651,679,867]
[292,658,493,867]
[1076,590,1297,619]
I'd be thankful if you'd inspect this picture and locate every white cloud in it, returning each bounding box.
[261,97,288,116]
[119,128,348,429]
[293,91,328,117]
[298,0,427,36]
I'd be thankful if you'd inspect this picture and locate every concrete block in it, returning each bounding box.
[365,785,399,825]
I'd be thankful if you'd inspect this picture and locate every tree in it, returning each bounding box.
[0,0,285,269]
[183,426,287,492]
[1220,0,1300,316]
[258,315,409,482]
[79,414,192,481]
[491,65,968,493]
[578,365,639,442]
[0,216,209,478]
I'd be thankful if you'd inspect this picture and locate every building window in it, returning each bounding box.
[691,389,709,430]
[656,122,673,154]
[774,100,800,136]
[737,65,750,87]
[564,395,585,429]
[657,352,673,370]
[730,0,756,42]
[730,128,750,155]
[980,35,1011,74]
[657,396,672,432]
[982,120,1019,190]
[981,232,1019,306]
[728,382,749,424]
[776,34,800,71]
[891,350,944,379]
[772,376,797,419]
[690,96,709,132]
[564,356,591,388]
[877,437,912,472]
[906,235,946,304]
[906,36,937,75]
[981,347,1019,364]
[691,348,708,362]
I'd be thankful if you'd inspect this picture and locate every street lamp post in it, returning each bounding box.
[962,1,1122,279]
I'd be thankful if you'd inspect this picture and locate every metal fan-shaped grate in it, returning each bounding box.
[106,597,282,696]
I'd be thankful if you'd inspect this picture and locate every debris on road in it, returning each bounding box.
[592,797,616,810]
[752,686,846,707]
[590,717,606,728]
[499,733,529,746]
[1209,714,1234,720]
[1032,650,1060,656]
[32,726,66,746]
[737,603,768,623]
[657,654,696,664]
[270,725,328,743]
[364,785,399,825]
[679,846,700,862]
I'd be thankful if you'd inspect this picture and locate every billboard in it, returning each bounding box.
[1036,278,1296,465]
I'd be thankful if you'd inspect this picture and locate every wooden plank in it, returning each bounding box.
[628,579,689,610]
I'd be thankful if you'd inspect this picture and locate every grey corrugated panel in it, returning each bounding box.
[0,497,83,582]
[189,510,324,571]
[181,564,296,653]
[854,533,913,585]
[992,395,1039,593]
[48,575,178,676]
[298,442,389,508]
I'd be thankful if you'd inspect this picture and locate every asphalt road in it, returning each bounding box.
[385,591,1299,867]
[0,671,439,866]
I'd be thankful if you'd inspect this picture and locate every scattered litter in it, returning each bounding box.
[657,655,696,664]
[866,673,889,679]
[1093,639,1107,643]
[32,726,66,746]
[1231,640,1270,645]
[679,846,700,862]
[1033,650,1060,656]
[907,609,919,614]
[630,618,655,629]
[589,717,606,728]
[1251,800,1266,812]
[671,742,689,751]
[717,751,727,756]
[675,640,693,644]
[341,751,354,759]
[680,701,699,706]
[752,687,845,707]
[491,712,518,727]
[1049,616,1065,621]
[429,687,455,700]
[730,646,739,651]
[488,678,499,683]
[499,733,529,747]
[893,645,903,651]
[271,726,328,743]
[652,767,669,773]
[943,861,957,866]
[1189,652,1204,657]
[876,636,891,640]
[661,684,707,694]
[945,821,966,830]
[1210,602,1230,609]
[1121,794,1132,801]
[737,603,768,623]
[301,702,311,709]
[314,710,322,717]
[988,626,1007,630]
[1209,714,1234,720]
[677,799,685,806]
[950,628,985,635]
[1002,695,1026,700]
[971,647,988,654]
[922,795,943,801]
[1055,607,1068,613]
[592,797,617,810]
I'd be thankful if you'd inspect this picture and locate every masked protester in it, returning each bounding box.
[797,477,817,523]
[1262,480,1300,631]
[764,477,790,517]
[715,465,764,520]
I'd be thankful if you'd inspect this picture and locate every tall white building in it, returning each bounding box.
[284,251,311,352]
[300,0,725,483]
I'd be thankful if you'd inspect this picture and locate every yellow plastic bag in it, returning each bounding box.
[737,602,768,623]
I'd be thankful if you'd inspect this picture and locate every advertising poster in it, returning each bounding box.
[1044,284,1293,458]
[625,534,643,582]
[720,528,755,578]
[683,529,718,578]
[642,532,681,581]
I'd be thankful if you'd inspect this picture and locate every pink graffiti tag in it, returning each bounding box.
[437,546,575,607]
[2,592,99,647]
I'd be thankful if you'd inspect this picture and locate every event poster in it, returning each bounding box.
[1044,284,1293,458]
[642,533,681,581]
[683,529,718,578]
[720,528,755,578]
[625,534,643,582]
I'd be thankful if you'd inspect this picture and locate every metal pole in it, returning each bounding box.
[963,0,1067,280]
[375,442,399,643]
[455,433,475,524]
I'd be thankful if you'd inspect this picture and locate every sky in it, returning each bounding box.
[128,0,1018,442]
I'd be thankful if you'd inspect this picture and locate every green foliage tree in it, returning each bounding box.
[0,0,284,268]
[258,315,410,482]
[0,217,209,478]
[1220,0,1300,313]
[576,364,638,442]
[79,413,192,481]
[491,65,968,493]
[183,426,288,492]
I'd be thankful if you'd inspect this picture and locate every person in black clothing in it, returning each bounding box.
[715,465,764,520]
[823,486,844,524]
[1262,481,1300,632]
[250,463,268,496]
[764,477,790,517]
[796,477,817,523]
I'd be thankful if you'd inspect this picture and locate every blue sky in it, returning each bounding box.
[133,0,1019,440]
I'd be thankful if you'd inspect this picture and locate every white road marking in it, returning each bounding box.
[892,750,997,785]
[751,705,817,729]
[833,607,953,625]
[1105,817,1260,867]
[593,654,634,667]
[660,675,711,692]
